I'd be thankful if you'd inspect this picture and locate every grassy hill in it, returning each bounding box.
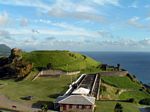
[22,50,100,72]
[100,75,150,101]
[0,49,149,112]
[0,44,11,56]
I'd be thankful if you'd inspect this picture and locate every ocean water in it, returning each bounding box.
[80,52,150,84]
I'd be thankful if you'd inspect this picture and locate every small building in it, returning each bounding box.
[58,95,95,112]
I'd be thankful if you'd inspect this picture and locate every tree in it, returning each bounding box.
[139,98,150,105]
[47,63,52,69]
[41,104,48,112]
[114,103,123,112]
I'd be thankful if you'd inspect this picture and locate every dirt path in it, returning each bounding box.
[0,94,40,112]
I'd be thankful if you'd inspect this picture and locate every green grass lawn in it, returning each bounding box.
[119,91,150,101]
[101,76,150,101]
[101,76,141,89]
[23,50,100,72]
[0,75,78,103]
[96,101,140,112]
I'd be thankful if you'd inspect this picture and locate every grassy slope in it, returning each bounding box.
[96,101,140,112]
[101,76,150,101]
[22,50,100,72]
[0,75,144,112]
[0,75,78,103]
[101,76,141,89]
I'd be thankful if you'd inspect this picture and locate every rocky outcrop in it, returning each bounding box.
[0,48,32,79]
[9,48,22,62]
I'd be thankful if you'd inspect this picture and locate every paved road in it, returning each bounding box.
[0,94,40,112]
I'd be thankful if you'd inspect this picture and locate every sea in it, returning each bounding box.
[80,52,150,84]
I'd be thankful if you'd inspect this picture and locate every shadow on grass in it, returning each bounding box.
[0,108,19,112]
[48,93,60,99]
[32,101,54,110]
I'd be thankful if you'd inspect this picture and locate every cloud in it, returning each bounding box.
[45,37,56,41]
[20,18,28,27]
[0,11,9,26]
[48,8,106,23]
[0,0,108,23]
[0,0,51,10]
[21,38,150,51]
[127,16,150,30]
[97,31,114,38]
[98,38,150,49]
[128,1,138,8]
[32,29,39,34]
[92,0,120,6]
[0,30,12,39]
[127,17,146,29]
[139,39,150,46]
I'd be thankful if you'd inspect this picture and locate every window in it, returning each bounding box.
[86,105,92,109]
[79,105,82,109]
[89,105,92,109]
[82,105,85,109]
[63,105,66,110]
[69,104,72,109]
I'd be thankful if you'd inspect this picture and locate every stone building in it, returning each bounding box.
[58,95,95,112]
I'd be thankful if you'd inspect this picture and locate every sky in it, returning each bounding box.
[0,0,150,51]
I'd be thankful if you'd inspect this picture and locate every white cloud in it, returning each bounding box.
[20,18,28,27]
[0,0,109,23]
[92,0,120,6]
[0,11,9,26]
[0,0,51,10]
[20,38,150,51]
[0,30,11,39]
[128,1,138,8]
[48,8,106,23]
[127,17,145,29]
[139,39,150,46]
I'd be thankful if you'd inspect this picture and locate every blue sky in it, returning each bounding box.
[0,0,150,51]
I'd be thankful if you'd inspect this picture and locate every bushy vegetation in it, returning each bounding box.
[114,103,123,112]
[139,98,150,105]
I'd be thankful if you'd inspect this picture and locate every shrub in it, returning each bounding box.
[100,85,107,93]
[127,98,135,103]
[114,103,123,112]
[139,98,150,105]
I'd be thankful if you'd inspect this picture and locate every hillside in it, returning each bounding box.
[0,44,11,56]
[22,50,100,72]
[0,49,149,112]
[100,75,150,102]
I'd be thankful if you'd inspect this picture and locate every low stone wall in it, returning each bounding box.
[99,71,128,76]
[66,71,80,75]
